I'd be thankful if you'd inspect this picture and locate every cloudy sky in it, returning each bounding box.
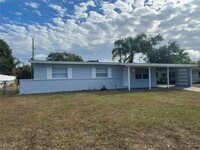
[0,0,200,63]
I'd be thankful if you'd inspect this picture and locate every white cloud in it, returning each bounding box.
[14,12,22,16]
[35,54,47,60]
[49,4,66,17]
[25,2,39,9]
[0,0,200,63]
[185,50,200,61]
[0,0,6,2]
[35,10,42,16]
[74,1,96,19]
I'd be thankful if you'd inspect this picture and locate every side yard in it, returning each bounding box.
[0,90,200,149]
[193,83,200,88]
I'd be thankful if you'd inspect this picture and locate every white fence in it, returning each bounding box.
[0,74,16,88]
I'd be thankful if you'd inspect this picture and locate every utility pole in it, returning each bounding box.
[32,38,35,60]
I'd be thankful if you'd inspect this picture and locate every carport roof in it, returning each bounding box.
[30,60,197,68]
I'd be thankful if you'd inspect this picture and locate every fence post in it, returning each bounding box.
[3,81,7,96]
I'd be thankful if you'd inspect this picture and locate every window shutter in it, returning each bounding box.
[68,68,72,79]
[92,68,96,78]
[47,67,52,79]
[108,68,112,78]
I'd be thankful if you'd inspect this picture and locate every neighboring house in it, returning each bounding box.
[192,70,200,83]
[19,60,196,94]
[0,74,16,88]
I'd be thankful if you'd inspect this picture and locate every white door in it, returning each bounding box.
[123,68,128,86]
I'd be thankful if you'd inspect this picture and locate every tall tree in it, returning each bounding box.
[112,38,128,63]
[46,52,83,62]
[14,65,31,79]
[112,34,163,63]
[0,39,20,75]
[145,41,190,63]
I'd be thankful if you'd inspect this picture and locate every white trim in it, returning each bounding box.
[68,68,72,79]
[128,66,130,91]
[47,67,52,79]
[108,68,112,78]
[92,68,96,78]
[30,60,197,68]
[149,67,151,90]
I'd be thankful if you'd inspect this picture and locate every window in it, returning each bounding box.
[142,69,148,79]
[135,69,142,79]
[96,68,108,78]
[52,68,68,78]
[92,68,111,78]
[135,68,149,79]
[198,72,200,77]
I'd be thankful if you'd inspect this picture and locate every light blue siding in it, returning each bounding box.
[130,67,157,88]
[20,78,123,94]
[34,64,124,79]
[21,64,125,94]
[20,63,192,94]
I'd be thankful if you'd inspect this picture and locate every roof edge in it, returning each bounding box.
[30,60,197,67]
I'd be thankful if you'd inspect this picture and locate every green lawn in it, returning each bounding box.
[193,83,200,88]
[0,90,200,149]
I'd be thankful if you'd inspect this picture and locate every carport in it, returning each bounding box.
[125,63,196,90]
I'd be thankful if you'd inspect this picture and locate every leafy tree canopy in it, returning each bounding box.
[0,39,20,75]
[14,65,31,80]
[112,34,163,63]
[112,34,191,64]
[193,60,200,71]
[46,52,83,62]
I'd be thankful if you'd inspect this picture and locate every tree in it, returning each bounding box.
[46,52,83,62]
[112,38,128,63]
[112,34,163,63]
[145,41,190,63]
[0,39,20,75]
[14,65,31,79]
[193,60,200,71]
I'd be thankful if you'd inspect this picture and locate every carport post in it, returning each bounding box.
[190,67,192,87]
[167,67,169,88]
[128,66,130,91]
[148,67,151,90]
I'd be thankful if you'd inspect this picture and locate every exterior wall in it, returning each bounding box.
[130,67,156,88]
[20,63,193,94]
[176,68,192,87]
[192,70,200,83]
[20,64,124,94]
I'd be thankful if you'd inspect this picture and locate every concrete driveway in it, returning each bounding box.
[183,87,200,92]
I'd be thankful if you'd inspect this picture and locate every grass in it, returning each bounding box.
[0,90,200,149]
[193,83,200,88]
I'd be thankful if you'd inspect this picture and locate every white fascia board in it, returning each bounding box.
[30,60,121,66]
[125,63,197,68]
[30,60,197,68]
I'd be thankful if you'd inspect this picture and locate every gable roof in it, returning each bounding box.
[30,60,197,68]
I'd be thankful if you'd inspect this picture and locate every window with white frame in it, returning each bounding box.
[52,68,68,78]
[135,68,149,79]
[47,67,72,79]
[92,68,112,78]
[96,68,108,77]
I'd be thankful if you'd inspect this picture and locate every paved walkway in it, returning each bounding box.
[183,87,200,92]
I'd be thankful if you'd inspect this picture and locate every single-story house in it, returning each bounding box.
[19,60,196,94]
